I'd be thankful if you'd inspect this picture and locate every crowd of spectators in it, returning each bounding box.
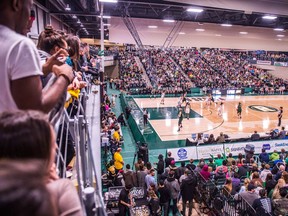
[248,52,288,62]
[139,49,192,95]
[118,52,147,91]
[103,145,288,215]
[116,48,288,95]
[171,48,231,89]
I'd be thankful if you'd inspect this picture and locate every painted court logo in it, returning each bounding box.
[249,105,278,112]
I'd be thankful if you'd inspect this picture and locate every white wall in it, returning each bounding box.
[109,18,288,51]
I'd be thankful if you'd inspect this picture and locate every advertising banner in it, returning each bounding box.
[274,62,288,67]
[167,146,197,162]
[256,60,272,65]
[224,140,288,156]
[196,144,224,159]
[168,140,288,162]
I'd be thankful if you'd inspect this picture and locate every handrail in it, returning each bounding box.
[54,74,107,216]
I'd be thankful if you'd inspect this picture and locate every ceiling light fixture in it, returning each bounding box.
[221,23,232,27]
[99,0,118,3]
[163,19,175,23]
[80,24,84,27]
[148,25,158,28]
[277,34,285,37]
[77,19,81,24]
[65,4,71,11]
[98,15,111,19]
[262,15,277,20]
[215,34,222,36]
[179,32,186,35]
[277,38,282,41]
[72,15,77,19]
[274,28,284,31]
[196,28,205,32]
[187,8,203,13]
[239,32,248,34]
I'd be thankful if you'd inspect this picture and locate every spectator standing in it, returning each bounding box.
[200,164,211,180]
[134,158,143,172]
[155,154,165,176]
[259,149,270,164]
[136,164,147,188]
[180,171,197,216]
[0,0,73,113]
[158,180,170,216]
[214,154,224,167]
[145,169,157,191]
[237,160,249,178]
[165,151,175,168]
[117,113,126,126]
[114,148,124,172]
[235,183,259,206]
[179,169,189,184]
[252,189,273,216]
[148,190,161,216]
[118,184,133,216]
[125,106,131,119]
[165,173,180,216]
[123,164,137,187]
[186,159,196,171]
[176,161,186,181]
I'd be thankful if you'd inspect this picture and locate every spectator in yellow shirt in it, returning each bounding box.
[113,127,121,142]
[114,148,124,171]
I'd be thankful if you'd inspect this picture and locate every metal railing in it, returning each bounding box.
[193,170,273,216]
[55,74,107,216]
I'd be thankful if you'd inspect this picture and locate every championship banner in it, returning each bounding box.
[196,144,224,159]
[167,147,197,162]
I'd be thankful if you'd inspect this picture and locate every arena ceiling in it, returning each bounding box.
[37,0,288,39]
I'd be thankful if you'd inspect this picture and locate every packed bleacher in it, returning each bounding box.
[117,48,288,95]
[2,3,288,214]
[118,51,147,92]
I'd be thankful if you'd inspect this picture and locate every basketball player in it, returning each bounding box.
[237,102,242,119]
[185,102,191,120]
[278,106,283,127]
[160,91,165,105]
[143,108,149,127]
[218,101,224,117]
[177,96,183,108]
[205,95,211,109]
[177,108,184,132]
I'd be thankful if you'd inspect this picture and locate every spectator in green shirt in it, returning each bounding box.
[270,150,280,161]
